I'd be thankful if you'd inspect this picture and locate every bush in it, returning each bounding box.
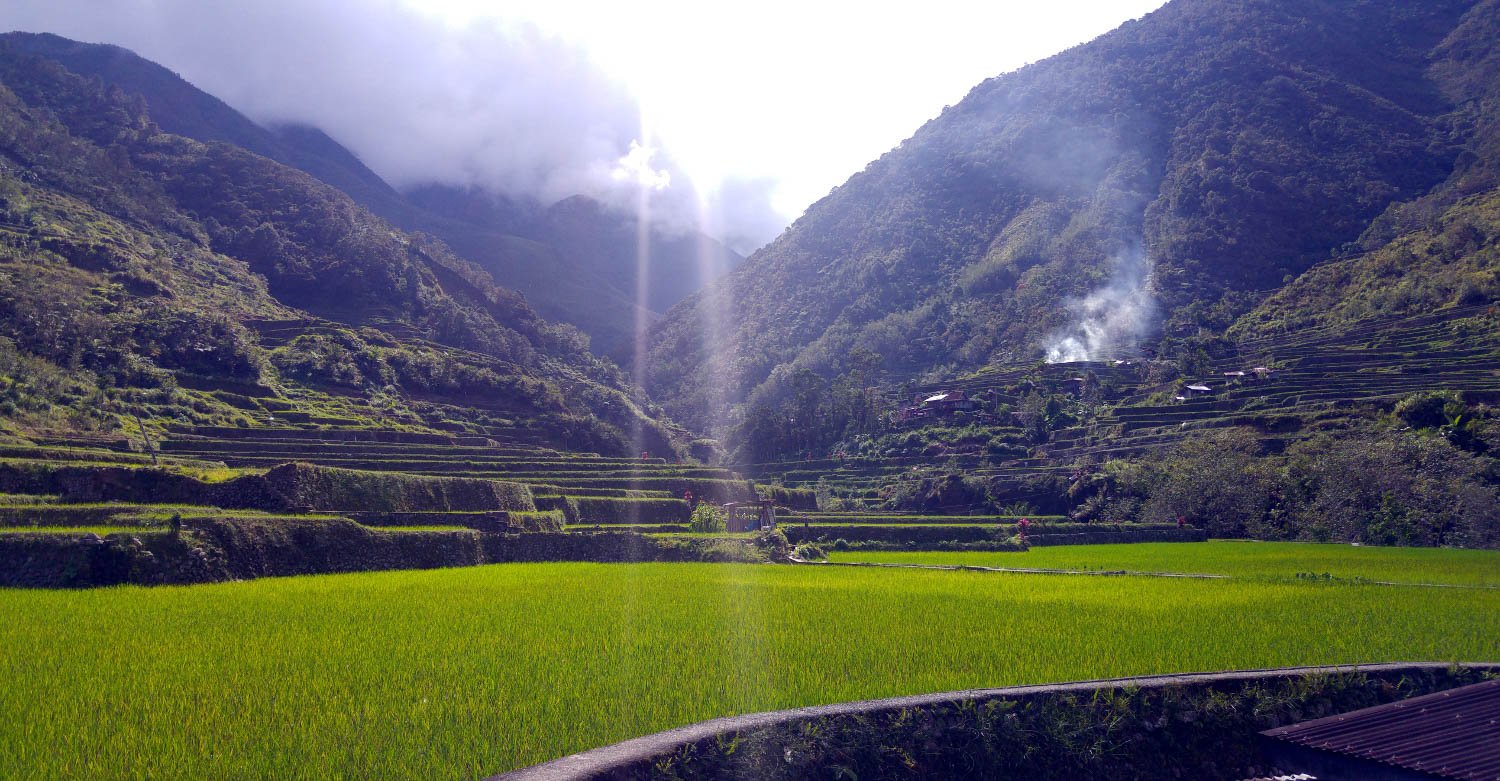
[687,504,727,533]
[793,542,827,561]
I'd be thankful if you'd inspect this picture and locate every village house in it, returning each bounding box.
[896,389,976,422]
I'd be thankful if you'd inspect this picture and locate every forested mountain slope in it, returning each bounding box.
[1233,0,1500,338]
[0,43,680,455]
[0,31,742,355]
[645,0,1495,435]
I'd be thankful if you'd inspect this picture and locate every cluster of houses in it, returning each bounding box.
[1175,367,1274,401]
[889,363,1279,423]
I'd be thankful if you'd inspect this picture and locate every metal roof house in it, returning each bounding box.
[896,389,976,422]
[1259,678,1500,780]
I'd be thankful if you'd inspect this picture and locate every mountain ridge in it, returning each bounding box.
[0,39,682,456]
[0,31,742,355]
[644,0,1494,444]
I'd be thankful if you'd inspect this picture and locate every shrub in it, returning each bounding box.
[687,504,727,533]
[793,543,827,561]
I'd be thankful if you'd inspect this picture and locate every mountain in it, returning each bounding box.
[0,31,743,356]
[402,185,743,357]
[0,38,681,456]
[645,0,1500,439]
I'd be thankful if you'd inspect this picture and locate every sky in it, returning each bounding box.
[0,0,1168,253]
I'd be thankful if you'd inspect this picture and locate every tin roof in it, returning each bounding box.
[1261,678,1500,780]
[923,392,950,403]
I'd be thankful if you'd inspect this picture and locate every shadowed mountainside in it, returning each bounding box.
[645,0,1496,438]
[0,31,743,355]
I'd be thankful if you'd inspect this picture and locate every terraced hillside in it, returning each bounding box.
[738,303,1500,547]
[0,413,800,587]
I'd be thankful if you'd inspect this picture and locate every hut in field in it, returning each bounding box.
[1184,384,1213,398]
[723,500,776,533]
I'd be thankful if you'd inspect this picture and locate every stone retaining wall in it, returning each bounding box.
[492,663,1500,781]
[0,523,763,588]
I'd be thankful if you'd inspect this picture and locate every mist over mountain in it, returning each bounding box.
[0,38,686,456]
[0,31,744,355]
[0,0,787,254]
[645,0,1500,439]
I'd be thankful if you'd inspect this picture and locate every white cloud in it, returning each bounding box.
[0,0,1169,253]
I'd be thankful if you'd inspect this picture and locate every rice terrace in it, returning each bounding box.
[3,0,1500,779]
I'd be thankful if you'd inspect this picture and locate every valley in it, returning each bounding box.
[0,0,1498,778]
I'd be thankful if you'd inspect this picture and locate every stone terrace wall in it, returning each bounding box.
[0,523,765,588]
[0,461,535,513]
[493,663,1500,781]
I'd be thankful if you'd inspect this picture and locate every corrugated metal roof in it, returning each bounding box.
[923,392,950,403]
[1261,678,1500,780]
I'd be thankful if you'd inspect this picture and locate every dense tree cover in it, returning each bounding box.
[0,44,680,454]
[646,0,1490,445]
[1080,421,1500,547]
[734,348,886,462]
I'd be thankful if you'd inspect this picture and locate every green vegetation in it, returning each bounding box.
[0,39,683,457]
[0,560,1495,779]
[686,502,728,533]
[826,541,1500,587]
[370,525,475,533]
[0,525,167,536]
[506,509,564,532]
[646,0,1489,443]
[1077,427,1499,547]
[573,496,688,525]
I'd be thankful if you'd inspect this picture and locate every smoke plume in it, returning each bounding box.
[1044,245,1157,363]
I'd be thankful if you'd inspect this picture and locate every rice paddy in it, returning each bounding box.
[0,525,170,536]
[824,540,1500,587]
[2,552,1497,780]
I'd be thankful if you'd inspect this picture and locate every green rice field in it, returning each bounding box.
[0,525,169,536]
[825,541,1500,586]
[2,549,1497,779]
[373,525,476,533]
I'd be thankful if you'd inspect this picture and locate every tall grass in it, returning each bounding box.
[0,561,1495,779]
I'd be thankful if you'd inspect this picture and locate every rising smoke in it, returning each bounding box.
[1044,244,1158,363]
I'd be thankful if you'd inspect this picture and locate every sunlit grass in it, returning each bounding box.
[2,560,1496,779]
[0,525,169,536]
[373,525,477,533]
[825,541,1500,586]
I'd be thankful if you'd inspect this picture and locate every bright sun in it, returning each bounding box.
[402,0,1169,223]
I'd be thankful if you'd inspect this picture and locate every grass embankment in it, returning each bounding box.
[0,526,169,536]
[825,541,1500,587]
[371,526,476,533]
[2,557,1497,779]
